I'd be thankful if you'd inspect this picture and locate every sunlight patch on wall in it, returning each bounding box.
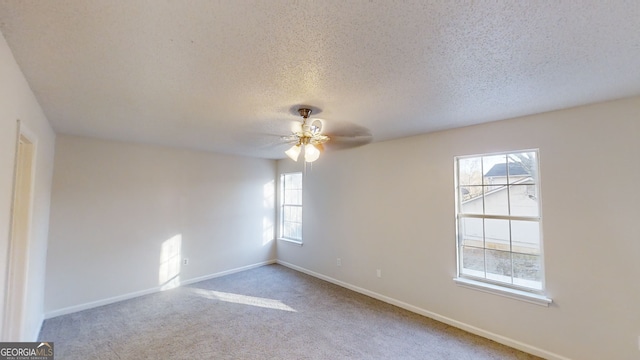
[159,234,182,291]
[263,217,274,245]
[189,288,296,312]
[263,180,275,244]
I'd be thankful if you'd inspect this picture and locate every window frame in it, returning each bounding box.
[279,172,303,244]
[453,149,552,306]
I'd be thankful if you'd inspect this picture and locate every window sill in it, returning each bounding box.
[453,277,552,307]
[278,238,303,246]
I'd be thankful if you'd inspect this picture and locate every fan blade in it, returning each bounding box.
[324,134,373,151]
[281,134,299,143]
[323,121,371,138]
[321,120,373,151]
[291,121,302,134]
[240,117,301,149]
[241,133,297,149]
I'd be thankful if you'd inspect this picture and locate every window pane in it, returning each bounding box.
[293,223,302,239]
[460,246,484,276]
[281,172,303,240]
[290,206,302,223]
[455,151,543,292]
[285,189,302,205]
[459,217,483,247]
[513,253,542,290]
[283,221,302,240]
[485,249,512,283]
[284,174,293,189]
[292,172,302,188]
[507,152,536,184]
[293,189,302,205]
[483,155,508,185]
[460,187,483,214]
[511,220,540,255]
[484,219,510,251]
[459,185,482,203]
[459,157,483,186]
[283,222,293,238]
[509,185,538,216]
[484,186,509,216]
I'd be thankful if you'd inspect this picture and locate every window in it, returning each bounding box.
[280,172,303,242]
[455,150,546,296]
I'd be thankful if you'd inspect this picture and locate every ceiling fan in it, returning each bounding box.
[283,108,328,162]
[281,106,372,163]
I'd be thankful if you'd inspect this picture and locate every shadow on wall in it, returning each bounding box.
[159,234,182,291]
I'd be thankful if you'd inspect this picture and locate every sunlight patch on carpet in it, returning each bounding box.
[189,288,296,312]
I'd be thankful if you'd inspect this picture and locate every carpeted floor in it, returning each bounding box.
[39,264,542,359]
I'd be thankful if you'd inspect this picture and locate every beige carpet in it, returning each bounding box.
[39,264,542,359]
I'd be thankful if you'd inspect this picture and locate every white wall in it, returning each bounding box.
[0,32,56,340]
[277,97,640,360]
[45,135,276,315]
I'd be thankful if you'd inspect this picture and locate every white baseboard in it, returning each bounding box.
[44,259,276,319]
[43,258,568,359]
[180,260,276,286]
[276,260,570,360]
[44,286,160,320]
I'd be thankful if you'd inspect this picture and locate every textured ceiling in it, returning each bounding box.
[1,1,639,159]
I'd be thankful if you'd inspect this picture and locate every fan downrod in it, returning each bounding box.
[298,108,312,119]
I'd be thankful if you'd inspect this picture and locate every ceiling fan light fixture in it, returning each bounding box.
[304,143,320,163]
[285,144,301,161]
[284,107,331,163]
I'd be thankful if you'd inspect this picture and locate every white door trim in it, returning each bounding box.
[3,119,38,341]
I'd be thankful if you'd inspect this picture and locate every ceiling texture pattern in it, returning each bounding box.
[0,1,639,159]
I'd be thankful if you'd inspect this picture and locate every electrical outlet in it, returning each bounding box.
[336,258,342,267]
[376,269,382,278]
[183,258,189,265]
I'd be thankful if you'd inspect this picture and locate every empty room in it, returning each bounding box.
[0,1,639,359]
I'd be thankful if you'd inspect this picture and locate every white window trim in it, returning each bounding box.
[454,149,551,305]
[279,172,303,243]
[278,237,303,246]
[453,277,552,306]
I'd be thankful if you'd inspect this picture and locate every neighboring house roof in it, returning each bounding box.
[484,162,530,177]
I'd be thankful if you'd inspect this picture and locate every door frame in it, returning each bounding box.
[3,119,37,341]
